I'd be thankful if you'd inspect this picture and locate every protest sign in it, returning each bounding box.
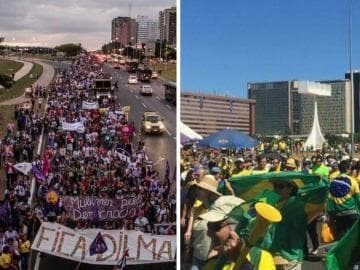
[82,101,99,110]
[32,222,176,265]
[61,122,85,133]
[61,196,142,221]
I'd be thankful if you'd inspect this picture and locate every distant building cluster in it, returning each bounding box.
[111,6,176,53]
[181,71,360,137]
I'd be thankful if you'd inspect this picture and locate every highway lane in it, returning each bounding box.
[103,64,176,182]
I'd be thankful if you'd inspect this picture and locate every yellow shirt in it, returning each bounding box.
[0,253,11,269]
[19,239,30,253]
[232,169,252,177]
[329,170,340,180]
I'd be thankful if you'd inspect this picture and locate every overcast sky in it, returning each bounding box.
[0,0,175,50]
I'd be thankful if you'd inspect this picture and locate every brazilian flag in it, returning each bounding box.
[226,172,329,262]
[325,220,360,270]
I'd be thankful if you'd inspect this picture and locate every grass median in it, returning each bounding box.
[0,62,43,102]
[0,59,24,76]
[149,63,176,82]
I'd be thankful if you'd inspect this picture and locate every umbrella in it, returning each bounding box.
[198,129,259,149]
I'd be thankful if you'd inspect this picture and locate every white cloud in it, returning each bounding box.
[0,0,175,50]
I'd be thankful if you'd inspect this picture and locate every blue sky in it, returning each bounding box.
[181,0,360,98]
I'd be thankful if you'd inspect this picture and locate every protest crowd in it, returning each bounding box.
[0,53,175,269]
[180,140,360,270]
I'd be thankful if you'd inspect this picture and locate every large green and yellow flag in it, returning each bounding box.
[226,172,329,262]
[325,220,360,270]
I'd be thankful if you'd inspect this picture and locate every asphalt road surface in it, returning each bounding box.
[103,63,177,182]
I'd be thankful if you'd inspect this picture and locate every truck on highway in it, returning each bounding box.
[164,81,176,105]
[137,67,153,82]
[93,78,115,107]
[126,61,138,73]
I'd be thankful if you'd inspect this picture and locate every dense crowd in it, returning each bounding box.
[181,145,360,270]
[0,53,175,269]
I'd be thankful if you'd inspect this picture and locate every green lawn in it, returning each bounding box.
[0,105,15,137]
[149,63,176,82]
[0,62,43,102]
[0,59,24,77]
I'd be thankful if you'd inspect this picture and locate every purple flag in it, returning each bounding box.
[31,164,46,184]
[89,232,108,256]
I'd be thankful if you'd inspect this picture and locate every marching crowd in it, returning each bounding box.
[0,53,175,269]
[181,146,360,270]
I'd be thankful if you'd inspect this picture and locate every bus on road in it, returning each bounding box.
[164,81,176,105]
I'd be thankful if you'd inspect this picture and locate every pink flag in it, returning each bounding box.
[42,152,50,176]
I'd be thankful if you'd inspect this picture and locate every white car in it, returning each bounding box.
[151,71,158,79]
[140,85,153,96]
[128,75,138,84]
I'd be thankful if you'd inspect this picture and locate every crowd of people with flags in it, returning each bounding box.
[0,53,175,269]
[180,145,360,270]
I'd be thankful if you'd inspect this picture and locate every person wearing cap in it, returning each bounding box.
[232,158,252,177]
[230,158,244,176]
[200,196,275,270]
[326,160,360,240]
[329,161,340,180]
[211,167,235,196]
[311,155,329,178]
[185,175,222,270]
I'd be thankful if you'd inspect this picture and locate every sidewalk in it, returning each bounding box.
[0,60,54,106]
[13,60,33,81]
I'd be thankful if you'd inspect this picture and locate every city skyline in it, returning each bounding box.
[0,0,175,50]
[182,0,360,98]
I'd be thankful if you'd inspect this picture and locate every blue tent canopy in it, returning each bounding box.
[198,129,259,149]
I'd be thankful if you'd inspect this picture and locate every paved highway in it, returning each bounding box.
[103,63,177,182]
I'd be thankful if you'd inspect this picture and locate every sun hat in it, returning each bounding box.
[194,175,222,197]
[286,158,297,168]
[199,195,244,222]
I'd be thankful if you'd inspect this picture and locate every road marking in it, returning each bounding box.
[166,105,172,110]
[135,95,139,99]
[142,102,148,108]
[164,127,172,136]
[156,96,161,101]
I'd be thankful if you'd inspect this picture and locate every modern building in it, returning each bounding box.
[159,7,176,46]
[248,80,351,135]
[136,16,159,44]
[181,92,256,137]
[345,71,360,132]
[111,17,136,45]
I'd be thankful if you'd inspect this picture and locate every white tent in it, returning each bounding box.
[304,101,326,150]
[180,121,203,141]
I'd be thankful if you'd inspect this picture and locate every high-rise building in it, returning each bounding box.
[248,80,351,135]
[111,17,136,45]
[181,92,256,137]
[159,7,176,46]
[136,16,159,44]
[345,71,360,132]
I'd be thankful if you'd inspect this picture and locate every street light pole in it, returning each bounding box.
[349,0,355,158]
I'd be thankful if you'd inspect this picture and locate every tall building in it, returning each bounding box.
[136,16,159,44]
[111,17,136,45]
[248,80,351,135]
[159,7,176,46]
[181,92,256,137]
[345,71,360,132]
